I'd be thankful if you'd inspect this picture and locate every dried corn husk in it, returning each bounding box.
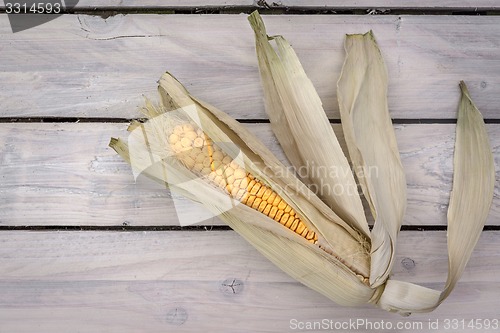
[336,31,494,314]
[248,12,370,239]
[377,81,495,315]
[337,31,407,288]
[110,11,495,315]
[110,72,377,306]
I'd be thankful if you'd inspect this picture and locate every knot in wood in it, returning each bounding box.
[401,257,416,270]
[166,307,188,326]
[220,278,244,295]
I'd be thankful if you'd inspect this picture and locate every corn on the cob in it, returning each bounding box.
[110,10,495,314]
[169,121,319,244]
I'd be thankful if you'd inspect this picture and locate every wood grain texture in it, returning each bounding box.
[0,123,498,226]
[2,0,495,10]
[75,0,254,8]
[1,9,498,332]
[0,230,498,332]
[1,14,500,119]
[279,0,500,10]
[0,0,254,9]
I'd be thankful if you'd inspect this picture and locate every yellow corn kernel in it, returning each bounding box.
[269,206,278,219]
[262,204,271,216]
[275,210,284,223]
[256,186,267,198]
[258,200,267,213]
[296,221,306,235]
[249,183,261,196]
[246,195,256,207]
[267,192,277,204]
[180,137,192,148]
[262,188,272,202]
[280,213,289,224]
[193,137,204,148]
[252,197,262,210]
[236,188,246,201]
[169,133,179,144]
[246,179,257,192]
[240,192,249,204]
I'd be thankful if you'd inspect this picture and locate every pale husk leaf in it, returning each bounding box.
[444,81,495,299]
[337,31,407,287]
[248,11,370,238]
[378,81,495,315]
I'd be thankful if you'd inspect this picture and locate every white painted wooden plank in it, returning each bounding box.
[0,230,498,332]
[0,0,254,9]
[2,0,495,10]
[280,0,500,10]
[0,123,499,226]
[1,14,499,119]
[76,0,254,8]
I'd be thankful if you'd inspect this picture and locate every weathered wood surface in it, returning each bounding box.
[0,123,498,226]
[0,0,255,10]
[75,0,254,8]
[1,14,500,119]
[279,0,500,10]
[1,9,499,332]
[3,0,497,10]
[0,230,498,333]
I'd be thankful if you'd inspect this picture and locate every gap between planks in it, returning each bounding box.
[2,117,500,124]
[0,225,500,231]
